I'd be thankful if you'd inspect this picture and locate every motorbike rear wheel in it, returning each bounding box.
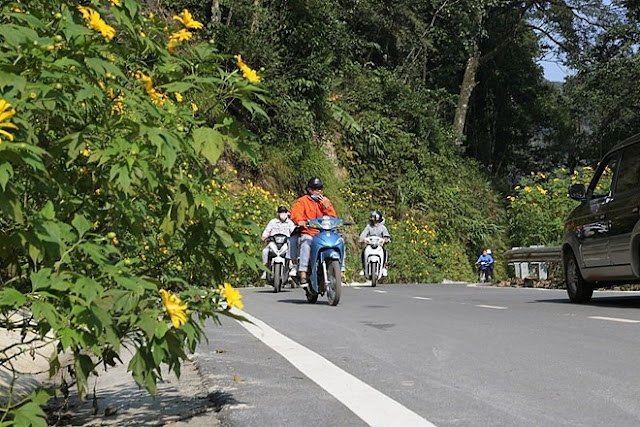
[326,259,342,306]
[370,262,378,287]
[273,264,282,293]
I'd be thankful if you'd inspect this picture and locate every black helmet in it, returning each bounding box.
[306,177,323,190]
[369,210,382,223]
[277,205,288,214]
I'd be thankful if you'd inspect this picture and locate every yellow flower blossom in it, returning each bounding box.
[0,99,18,143]
[169,29,193,43]
[81,148,91,157]
[223,282,244,310]
[167,40,179,54]
[77,6,116,41]
[173,9,203,29]
[159,289,188,328]
[523,186,532,193]
[108,0,121,6]
[174,92,183,102]
[190,102,198,112]
[92,221,99,229]
[537,186,548,195]
[234,54,261,83]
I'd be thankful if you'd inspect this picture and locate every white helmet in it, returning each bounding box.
[486,249,492,255]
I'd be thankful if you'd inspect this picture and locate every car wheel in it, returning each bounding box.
[565,252,593,303]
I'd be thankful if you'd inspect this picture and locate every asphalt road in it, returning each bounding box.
[193,283,640,427]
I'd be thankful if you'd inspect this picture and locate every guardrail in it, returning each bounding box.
[503,245,562,263]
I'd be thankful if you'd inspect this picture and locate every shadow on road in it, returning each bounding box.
[277,298,330,305]
[533,294,640,309]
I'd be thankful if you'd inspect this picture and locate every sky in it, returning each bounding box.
[539,59,572,82]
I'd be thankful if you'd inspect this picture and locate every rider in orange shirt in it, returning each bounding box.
[290,177,337,287]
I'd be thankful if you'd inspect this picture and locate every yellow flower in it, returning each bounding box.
[173,9,203,29]
[167,40,179,54]
[169,29,193,43]
[537,186,548,195]
[190,102,198,112]
[159,289,188,328]
[139,31,146,38]
[109,0,121,6]
[77,6,116,41]
[174,92,183,103]
[234,54,261,83]
[92,221,99,229]
[523,186,532,193]
[223,282,244,310]
[0,99,18,143]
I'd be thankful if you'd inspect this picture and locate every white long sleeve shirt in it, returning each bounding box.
[261,218,295,240]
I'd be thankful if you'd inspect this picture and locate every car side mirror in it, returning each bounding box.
[569,183,587,201]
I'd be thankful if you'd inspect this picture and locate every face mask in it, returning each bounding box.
[310,194,321,202]
[279,213,288,221]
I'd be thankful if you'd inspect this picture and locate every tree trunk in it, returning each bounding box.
[211,0,220,24]
[251,0,260,33]
[453,44,480,143]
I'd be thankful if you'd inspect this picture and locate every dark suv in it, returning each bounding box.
[562,133,640,303]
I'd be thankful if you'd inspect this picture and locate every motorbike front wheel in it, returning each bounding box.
[273,263,282,293]
[479,269,486,283]
[370,262,378,287]
[326,259,342,306]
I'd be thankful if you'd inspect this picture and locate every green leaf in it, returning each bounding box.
[160,82,196,92]
[40,201,55,220]
[0,161,14,191]
[0,24,38,45]
[30,268,52,292]
[74,277,102,302]
[0,287,26,307]
[74,354,95,400]
[72,214,92,238]
[12,402,48,427]
[192,127,224,164]
[32,300,62,329]
[85,58,126,80]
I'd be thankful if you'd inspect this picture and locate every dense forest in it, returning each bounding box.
[159,0,640,277]
[2,0,640,422]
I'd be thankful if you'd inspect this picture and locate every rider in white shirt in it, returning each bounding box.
[359,210,391,277]
[261,206,295,279]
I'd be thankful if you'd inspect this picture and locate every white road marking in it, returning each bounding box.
[413,297,433,301]
[373,290,387,293]
[475,304,508,310]
[588,316,640,324]
[235,309,436,427]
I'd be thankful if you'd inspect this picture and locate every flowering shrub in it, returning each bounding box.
[507,167,596,246]
[0,0,266,423]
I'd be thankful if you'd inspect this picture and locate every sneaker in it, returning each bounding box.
[359,270,365,276]
[299,279,309,288]
[260,272,267,280]
[289,266,297,277]
[382,268,388,277]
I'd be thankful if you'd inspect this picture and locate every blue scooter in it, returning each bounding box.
[294,216,345,306]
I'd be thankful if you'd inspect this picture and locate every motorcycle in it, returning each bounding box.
[476,261,493,283]
[292,216,345,306]
[362,236,387,287]
[266,233,290,293]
